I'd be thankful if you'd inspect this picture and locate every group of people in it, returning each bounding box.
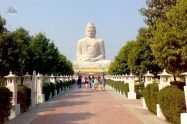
[77,75,106,91]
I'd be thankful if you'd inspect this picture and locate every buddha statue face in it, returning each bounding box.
[85,22,96,38]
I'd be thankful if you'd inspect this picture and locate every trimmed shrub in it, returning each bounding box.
[55,81,61,94]
[0,78,5,87]
[158,86,186,124]
[59,80,64,91]
[106,79,129,97]
[0,87,12,124]
[170,81,185,91]
[17,85,31,113]
[43,83,50,101]
[135,83,144,99]
[49,82,55,97]
[143,83,158,114]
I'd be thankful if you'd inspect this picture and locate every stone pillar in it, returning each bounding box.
[23,72,32,89]
[49,74,57,96]
[128,73,136,99]
[181,72,187,124]
[181,72,187,109]
[157,69,172,90]
[156,69,172,120]
[36,73,45,104]
[142,71,154,110]
[23,72,35,108]
[32,71,37,106]
[143,71,154,87]
[121,74,125,82]
[4,71,20,119]
[124,74,128,84]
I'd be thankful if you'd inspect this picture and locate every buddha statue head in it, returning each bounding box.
[85,22,96,38]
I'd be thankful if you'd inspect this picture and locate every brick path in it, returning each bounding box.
[6,85,169,124]
[30,87,142,124]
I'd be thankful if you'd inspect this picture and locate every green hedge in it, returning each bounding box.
[158,86,186,124]
[17,85,31,113]
[135,83,144,99]
[42,80,75,101]
[170,81,185,91]
[143,83,159,114]
[0,87,12,124]
[106,79,129,96]
[49,82,55,97]
[43,82,51,101]
[55,81,61,94]
[106,79,144,98]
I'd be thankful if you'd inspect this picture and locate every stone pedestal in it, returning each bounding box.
[4,71,20,119]
[157,104,165,120]
[143,71,154,88]
[9,104,20,120]
[55,89,57,96]
[31,97,35,108]
[181,113,187,124]
[49,92,52,99]
[36,73,45,104]
[158,69,172,90]
[142,98,148,110]
[23,72,35,109]
[128,92,136,99]
[128,75,136,99]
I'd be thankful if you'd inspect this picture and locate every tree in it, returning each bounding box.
[0,15,7,33]
[29,32,59,74]
[140,0,177,27]
[0,32,20,76]
[108,41,135,74]
[56,54,74,75]
[127,28,161,76]
[12,27,31,75]
[151,0,187,79]
[28,32,74,75]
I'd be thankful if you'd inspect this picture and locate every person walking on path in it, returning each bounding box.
[90,76,95,89]
[77,76,82,88]
[99,76,105,91]
[93,76,99,91]
[88,75,92,88]
[85,76,89,88]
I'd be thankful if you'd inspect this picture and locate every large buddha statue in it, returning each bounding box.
[73,22,110,68]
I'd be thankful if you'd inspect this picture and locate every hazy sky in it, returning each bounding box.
[0,0,147,61]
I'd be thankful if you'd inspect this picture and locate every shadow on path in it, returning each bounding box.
[30,112,95,124]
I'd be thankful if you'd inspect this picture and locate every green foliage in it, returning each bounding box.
[0,32,20,76]
[108,41,134,74]
[140,0,177,26]
[0,15,73,77]
[143,83,159,114]
[106,79,129,97]
[0,77,5,87]
[170,81,185,91]
[0,15,6,33]
[12,28,31,75]
[151,0,187,76]
[49,82,55,97]
[135,83,144,99]
[109,28,161,77]
[42,82,51,101]
[28,33,74,75]
[158,86,186,124]
[55,81,61,94]
[17,85,31,113]
[127,28,161,76]
[56,54,74,75]
[0,87,12,124]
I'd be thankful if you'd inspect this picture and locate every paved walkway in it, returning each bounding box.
[6,85,169,124]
